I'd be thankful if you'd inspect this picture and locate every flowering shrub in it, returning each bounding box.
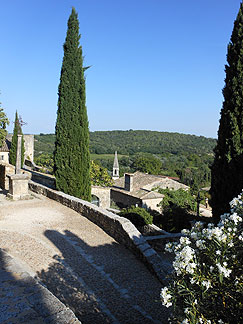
[160,192,243,324]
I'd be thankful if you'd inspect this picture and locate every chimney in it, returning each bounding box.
[125,173,134,192]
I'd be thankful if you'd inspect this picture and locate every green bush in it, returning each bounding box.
[119,206,153,227]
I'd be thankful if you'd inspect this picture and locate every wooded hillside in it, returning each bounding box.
[35,130,216,156]
[34,131,216,189]
[90,130,216,155]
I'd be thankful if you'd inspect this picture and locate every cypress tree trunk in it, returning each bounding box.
[211,3,243,222]
[54,8,91,201]
[9,111,25,167]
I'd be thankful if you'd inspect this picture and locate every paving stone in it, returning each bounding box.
[0,249,81,324]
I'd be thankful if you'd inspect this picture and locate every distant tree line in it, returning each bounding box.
[89,130,216,155]
[34,130,216,157]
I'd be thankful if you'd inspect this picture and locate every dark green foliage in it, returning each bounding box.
[34,134,55,157]
[9,111,25,167]
[158,188,197,211]
[54,8,91,201]
[211,3,243,222]
[90,161,113,187]
[119,206,153,226]
[152,188,199,232]
[34,153,54,173]
[35,131,216,157]
[0,103,9,147]
[132,153,162,174]
[89,130,216,155]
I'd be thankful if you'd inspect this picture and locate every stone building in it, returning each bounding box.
[111,171,189,212]
[0,138,11,163]
[6,134,34,162]
[91,186,111,209]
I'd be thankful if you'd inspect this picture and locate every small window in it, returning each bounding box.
[91,195,100,207]
[0,155,4,161]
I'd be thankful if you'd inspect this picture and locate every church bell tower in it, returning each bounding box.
[112,151,119,180]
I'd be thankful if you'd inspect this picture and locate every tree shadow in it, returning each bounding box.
[37,229,169,324]
[0,248,78,324]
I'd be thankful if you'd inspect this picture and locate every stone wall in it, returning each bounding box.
[91,186,110,209]
[23,135,34,161]
[24,170,111,209]
[0,162,15,190]
[111,189,141,209]
[142,198,162,212]
[7,134,34,162]
[29,181,168,283]
[0,152,9,164]
[25,169,56,189]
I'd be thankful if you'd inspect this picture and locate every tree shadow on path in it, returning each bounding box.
[37,229,169,324]
[0,248,79,324]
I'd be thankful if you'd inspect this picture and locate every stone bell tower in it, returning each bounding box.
[112,151,119,180]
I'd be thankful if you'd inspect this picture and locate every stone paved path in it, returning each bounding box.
[0,249,80,324]
[0,192,169,323]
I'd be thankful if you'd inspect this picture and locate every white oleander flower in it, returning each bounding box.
[165,242,174,253]
[229,213,242,225]
[196,239,206,250]
[194,221,204,229]
[216,263,232,278]
[173,245,196,275]
[186,262,197,274]
[180,236,191,245]
[181,229,190,235]
[202,280,211,290]
[190,231,198,240]
[184,307,190,314]
[160,287,172,308]
[190,277,196,284]
[210,266,214,272]
[216,250,221,255]
[207,223,214,228]
[181,319,189,324]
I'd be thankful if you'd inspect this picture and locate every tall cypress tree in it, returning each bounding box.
[54,8,91,201]
[211,2,243,222]
[9,111,25,167]
[0,103,9,148]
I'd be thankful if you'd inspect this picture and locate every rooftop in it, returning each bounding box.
[0,138,11,152]
[113,171,188,199]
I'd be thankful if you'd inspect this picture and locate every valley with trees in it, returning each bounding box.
[34,130,215,191]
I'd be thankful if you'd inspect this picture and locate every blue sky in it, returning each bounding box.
[0,0,241,138]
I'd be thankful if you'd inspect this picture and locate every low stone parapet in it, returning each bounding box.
[28,181,168,283]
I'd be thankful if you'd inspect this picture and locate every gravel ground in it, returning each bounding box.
[0,192,169,324]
